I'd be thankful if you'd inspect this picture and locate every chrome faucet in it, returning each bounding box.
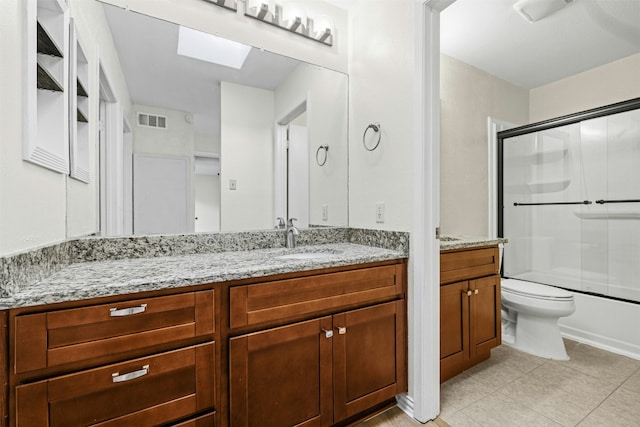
[285,218,300,248]
[275,217,286,229]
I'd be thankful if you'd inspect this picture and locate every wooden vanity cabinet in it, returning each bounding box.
[440,246,501,383]
[228,262,407,427]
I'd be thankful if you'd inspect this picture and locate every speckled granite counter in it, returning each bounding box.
[0,243,406,310]
[440,236,507,251]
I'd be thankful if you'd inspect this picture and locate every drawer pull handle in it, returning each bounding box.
[111,365,149,383]
[110,304,147,317]
[112,365,149,383]
[336,326,347,335]
[322,329,334,338]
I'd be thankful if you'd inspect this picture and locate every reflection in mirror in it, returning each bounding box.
[100,2,348,235]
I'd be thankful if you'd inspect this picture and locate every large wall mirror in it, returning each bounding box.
[90,2,348,236]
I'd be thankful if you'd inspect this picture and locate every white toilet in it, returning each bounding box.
[501,278,575,360]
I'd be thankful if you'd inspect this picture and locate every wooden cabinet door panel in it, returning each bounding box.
[333,301,406,422]
[440,281,469,383]
[229,317,333,427]
[230,264,404,328]
[172,412,216,427]
[14,290,215,374]
[15,343,215,426]
[469,275,501,358]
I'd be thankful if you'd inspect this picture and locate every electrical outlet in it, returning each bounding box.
[322,205,329,221]
[229,179,237,190]
[375,202,385,223]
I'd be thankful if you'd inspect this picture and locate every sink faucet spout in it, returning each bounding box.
[285,218,300,248]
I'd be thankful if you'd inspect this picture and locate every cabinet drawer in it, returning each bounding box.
[440,247,499,284]
[172,412,216,427]
[14,290,215,374]
[15,342,215,427]
[230,264,405,329]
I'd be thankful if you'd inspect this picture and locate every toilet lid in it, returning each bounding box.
[501,278,574,300]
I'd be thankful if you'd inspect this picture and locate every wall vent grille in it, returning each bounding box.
[137,112,167,129]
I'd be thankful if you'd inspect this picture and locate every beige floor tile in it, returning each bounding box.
[577,406,640,427]
[462,353,527,389]
[457,393,563,427]
[439,410,483,427]
[490,344,547,373]
[595,386,640,425]
[529,360,619,404]
[557,342,640,386]
[440,372,495,418]
[497,374,601,427]
[621,366,640,394]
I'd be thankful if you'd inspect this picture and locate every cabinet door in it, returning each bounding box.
[469,275,501,360]
[229,317,333,427]
[333,301,406,422]
[440,281,469,383]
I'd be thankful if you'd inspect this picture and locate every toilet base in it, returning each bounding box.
[503,313,570,360]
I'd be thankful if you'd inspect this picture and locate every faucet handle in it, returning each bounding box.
[276,217,285,228]
[287,218,298,227]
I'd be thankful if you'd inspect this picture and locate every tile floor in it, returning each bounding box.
[360,340,640,427]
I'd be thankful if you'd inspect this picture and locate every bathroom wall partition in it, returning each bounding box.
[498,98,640,304]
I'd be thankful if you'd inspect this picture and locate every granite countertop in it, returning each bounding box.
[0,243,406,310]
[440,236,507,251]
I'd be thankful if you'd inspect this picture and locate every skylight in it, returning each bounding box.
[177,26,251,69]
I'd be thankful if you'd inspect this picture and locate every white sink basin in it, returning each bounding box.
[277,250,343,260]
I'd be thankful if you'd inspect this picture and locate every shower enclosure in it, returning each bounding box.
[499,98,640,304]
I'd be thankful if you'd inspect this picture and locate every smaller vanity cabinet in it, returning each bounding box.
[440,246,501,383]
[10,290,217,426]
[228,262,407,427]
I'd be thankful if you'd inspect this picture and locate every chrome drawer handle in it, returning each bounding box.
[110,304,147,317]
[112,365,149,383]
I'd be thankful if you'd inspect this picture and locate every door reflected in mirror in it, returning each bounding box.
[90,2,348,236]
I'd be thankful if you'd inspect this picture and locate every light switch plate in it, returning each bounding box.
[322,205,328,221]
[229,179,237,190]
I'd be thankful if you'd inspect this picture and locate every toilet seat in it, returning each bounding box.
[502,278,573,301]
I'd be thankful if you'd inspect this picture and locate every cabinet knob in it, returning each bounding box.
[336,326,347,335]
[465,290,472,297]
[322,329,334,338]
[474,289,479,295]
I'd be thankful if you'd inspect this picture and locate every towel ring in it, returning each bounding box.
[316,145,329,166]
[363,123,381,151]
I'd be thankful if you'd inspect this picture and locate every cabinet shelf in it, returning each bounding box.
[77,109,88,123]
[76,79,87,97]
[37,21,63,57]
[36,62,63,92]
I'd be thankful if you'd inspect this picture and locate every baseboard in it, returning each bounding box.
[395,393,415,419]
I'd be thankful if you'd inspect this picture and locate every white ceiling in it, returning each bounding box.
[103,4,300,134]
[441,0,640,89]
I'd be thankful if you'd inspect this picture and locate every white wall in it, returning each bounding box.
[133,104,195,157]
[440,54,529,237]
[100,0,348,74]
[274,62,349,227]
[220,82,275,232]
[0,0,132,256]
[530,53,640,123]
[347,0,416,232]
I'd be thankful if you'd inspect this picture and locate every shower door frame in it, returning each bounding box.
[496,96,640,304]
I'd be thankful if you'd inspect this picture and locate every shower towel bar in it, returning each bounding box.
[595,199,640,204]
[514,201,592,206]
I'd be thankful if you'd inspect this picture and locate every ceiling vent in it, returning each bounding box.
[513,0,575,23]
[137,112,167,129]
